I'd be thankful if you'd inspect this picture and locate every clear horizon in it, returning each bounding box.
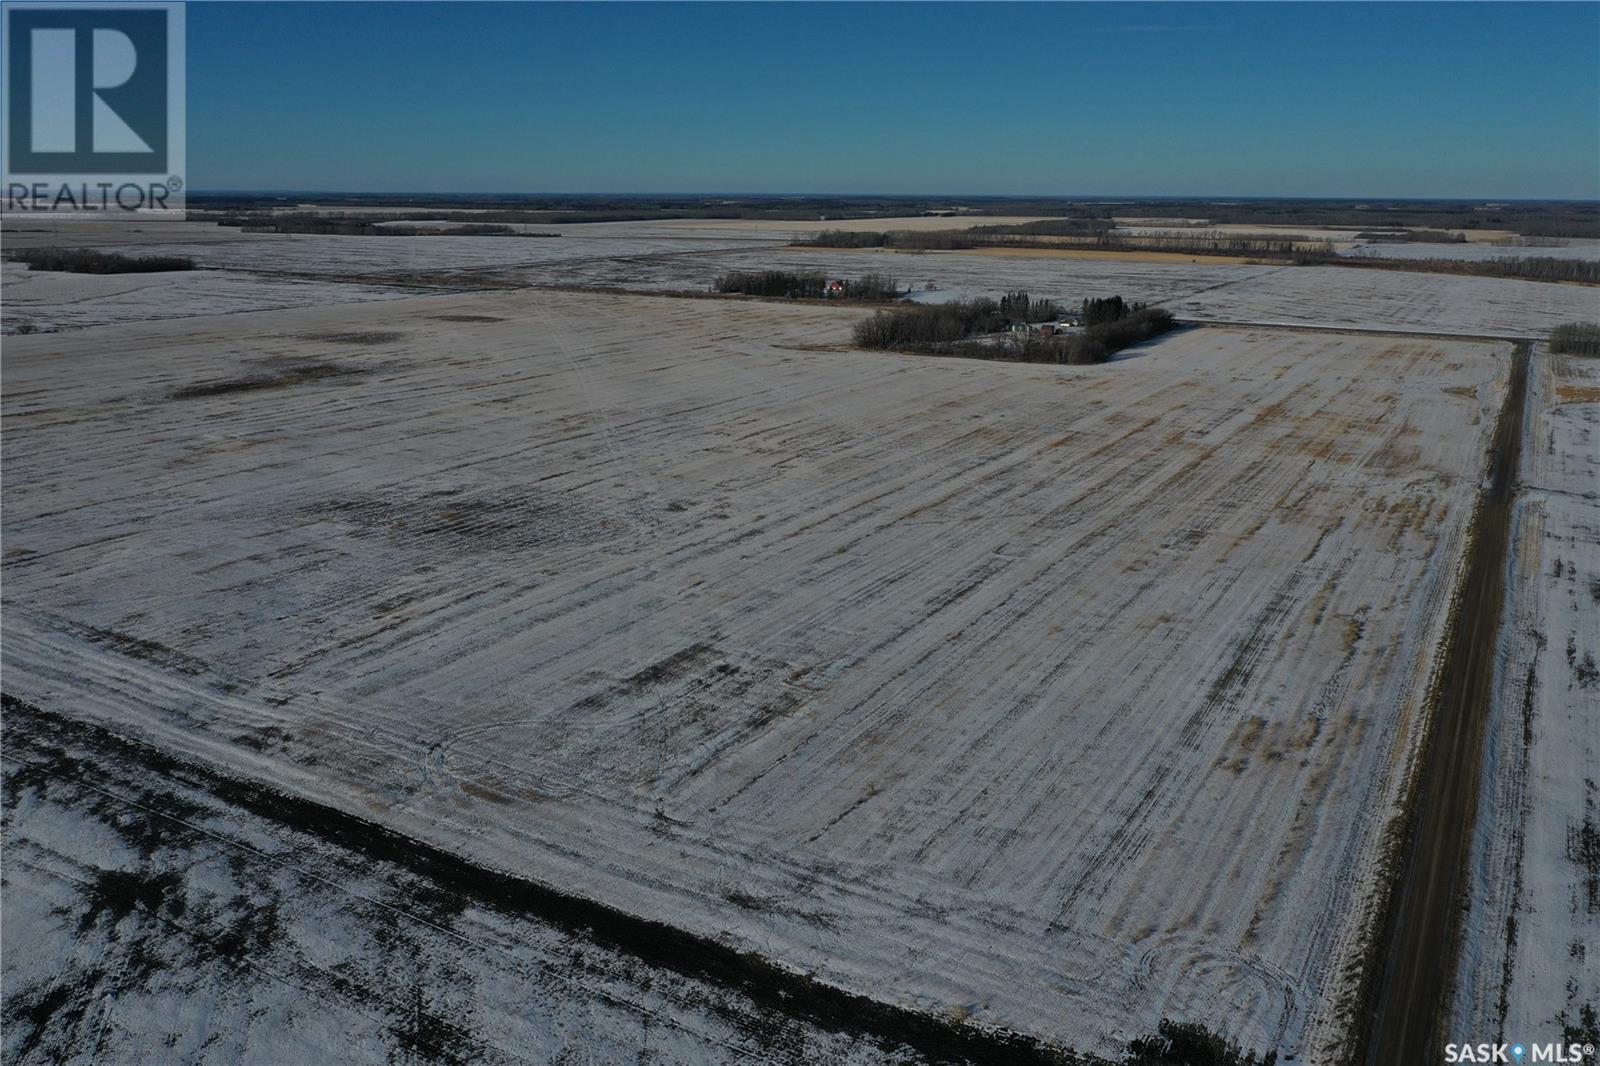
[187,190,1600,202]
[178,1,1600,200]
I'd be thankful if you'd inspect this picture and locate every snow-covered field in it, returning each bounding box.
[7,219,1595,340]
[637,250,1592,339]
[0,260,416,334]
[1451,347,1600,1049]
[519,244,1280,305]
[1,219,789,333]
[2,700,916,1065]
[5,214,1597,1062]
[371,215,1061,242]
[1343,240,1600,262]
[1162,265,1599,338]
[2,285,1513,1061]
[2,218,277,248]
[7,229,768,278]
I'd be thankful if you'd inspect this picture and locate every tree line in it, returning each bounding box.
[9,248,195,274]
[799,227,1333,259]
[1550,322,1600,356]
[1058,199,1600,240]
[187,195,1600,240]
[970,219,1117,238]
[1354,229,1467,243]
[1331,254,1600,285]
[799,227,1600,284]
[230,216,553,238]
[851,293,1059,348]
[713,270,901,301]
[852,294,1175,365]
[799,230,986,250]
[1088,232,1333,257]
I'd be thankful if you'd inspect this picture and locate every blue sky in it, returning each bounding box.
[188,2,1600,198]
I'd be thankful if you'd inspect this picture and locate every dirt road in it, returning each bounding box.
[1361,343,1531,1063]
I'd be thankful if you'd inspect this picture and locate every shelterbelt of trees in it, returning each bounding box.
[853,294,1176,366]
[8,247,195,273]
[1345,254,1600,285]
[185,195,1600,239]
[713,270,901,301]
[1550,322,1600,356]
[797,229,1600,285]
[798,226,1322,257]
[221,214,557,237]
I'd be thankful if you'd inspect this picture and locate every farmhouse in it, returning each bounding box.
[1011,317,1083,336]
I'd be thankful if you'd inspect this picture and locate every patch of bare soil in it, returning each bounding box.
[169,363,372,399]
[298,330,408,344]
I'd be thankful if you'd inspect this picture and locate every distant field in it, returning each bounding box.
[1116,222,1523,244]
[0,259,415,333]
[2,287,1509,1061]
[639,214,1058,234]
[7,218,1596,339]
[1345,239,1600,262]
[790,243,1262,265]
[1161,264,1598,337]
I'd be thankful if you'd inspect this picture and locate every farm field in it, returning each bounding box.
[2,279,1516,1061]
[8,218,1596,340]
[233,211,1056,232]
[1160,265,1599,338]
[6,697,928,1062]
[485,240,1598,339]
[529,244,1275,306]
[2,222,764,278]
[0,219,785,333]
[6,0,1596,1054]
[390,215,1064,241]
[1344,239,1600,262]
[0,259,417,333]
[1,699,920,1066]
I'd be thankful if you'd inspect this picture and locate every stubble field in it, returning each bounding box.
[2,277,1515,1060]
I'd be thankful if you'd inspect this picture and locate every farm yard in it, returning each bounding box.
[3,211,1597,1065]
